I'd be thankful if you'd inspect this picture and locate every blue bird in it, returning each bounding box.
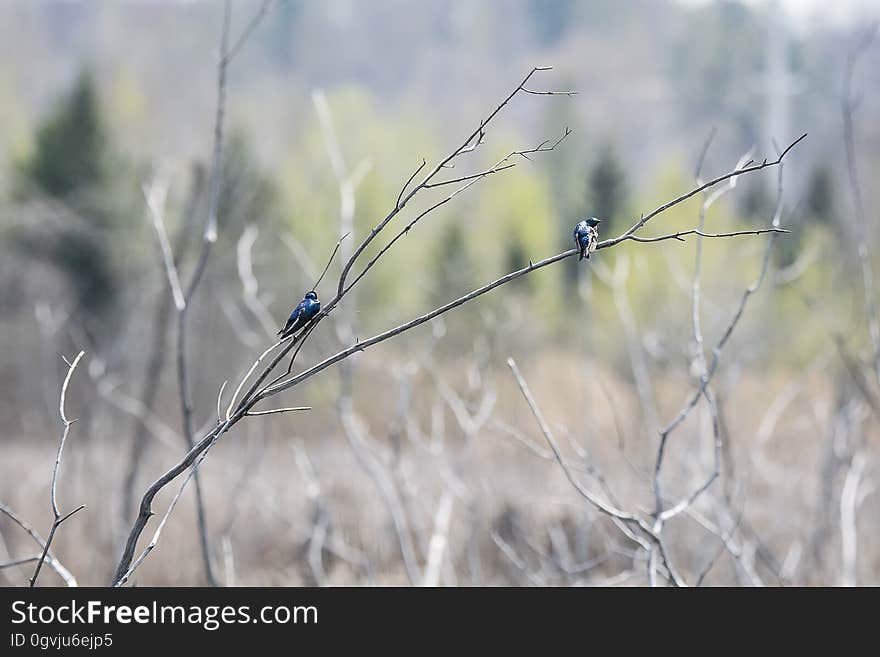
[573,218,602,260]
[278,290,320,339]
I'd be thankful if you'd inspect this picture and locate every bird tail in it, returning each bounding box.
[578,250,585,261]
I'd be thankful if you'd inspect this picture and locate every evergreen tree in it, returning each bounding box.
[738,177,773,221]
[431,220,474,306]
[218,129,280,234]
[587,143,628,236]
[504,235,530,290]
[805,164,835,224]
[23,71,108,200]
[17,69,119,333]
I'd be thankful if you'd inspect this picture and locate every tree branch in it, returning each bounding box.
[0,503,78,586]
[114,68,805,584]
[30,351,86,587]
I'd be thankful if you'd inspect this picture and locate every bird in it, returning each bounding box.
[573,218,602,260]
[278,290,321,339]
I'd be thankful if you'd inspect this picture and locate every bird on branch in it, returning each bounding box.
[278,290,320,340]
[573,218,602,260]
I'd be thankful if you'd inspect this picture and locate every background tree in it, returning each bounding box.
[14,69,123,340]
[586,142,628,236]
[805,163,835,225]
[23,71,109,201]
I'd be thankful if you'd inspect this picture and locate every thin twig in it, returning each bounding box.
[312,233,349,292]
[629,227,786,243]
[601,133,806,249]
[0,555,40,569]
[506,361,641,525]
[237,225,278,338]
[334,66,567,300]
[30,351,86,587]
[143,178,186,311]
[223,0,277,65]
[245,406,311,416]
[653,139,790,524]
[114,75,804,585]
[0,503,78,586]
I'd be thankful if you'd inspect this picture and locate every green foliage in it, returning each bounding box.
[14,69,124,333]
[15,226,117,320]
[772,219,801,269]
[503,236,530,290]
[21,71,109,200]
[764,223,838,367]
[738,176,773,221]
[584,164,711,368]
[473,165,560,301]
[586,142,628,236]
[431,219,475,306]
[218,129,281,234]
[276,86,442,326]
[805,164,835,224]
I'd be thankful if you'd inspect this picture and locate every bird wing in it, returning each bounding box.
[279,302,305,335]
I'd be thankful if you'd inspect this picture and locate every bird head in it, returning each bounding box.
[585,217,603,227]
[305,290,318,301]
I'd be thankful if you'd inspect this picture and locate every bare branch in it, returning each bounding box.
[340,129,571,299]
[312,233,349,292]
[627,224,785,244]
[840,452,867,586]
[216,380,228,423]
[264,248,577,398]
[203,0,231,244]
[30,351,86,587]
[649,146,755,535]
[115,458,204,587]
[601,133,806,249]
[113,68,806,584]
[422,128,570,189]
[237,225,278,338]
[0,503,78,586]
[653,138,790,526]
[173,0,235,587]
[421,491,455,587]
[334,66,567,299]
[521,87,578,96]
[245,406,311,417]
[0,555,40,570]
[422,163,517,188]
[339,407,422,585]
[506,358,644,525]
[223,0,277,65]
[225,340,284,420]
[396,159,426,209]
[143,178,186,311]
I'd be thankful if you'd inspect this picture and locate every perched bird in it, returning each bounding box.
[573,218,602,260]
[278,290,321,339]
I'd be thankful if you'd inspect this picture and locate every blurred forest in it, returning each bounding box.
[1,0,879,586]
